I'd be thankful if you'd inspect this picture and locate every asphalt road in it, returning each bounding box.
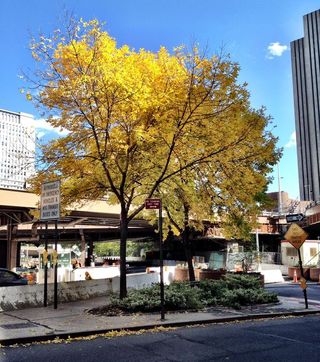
[1,315,320,362]
[265,282,320,302]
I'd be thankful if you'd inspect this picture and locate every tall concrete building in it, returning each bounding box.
[291,9,320,201]
[0,109,35,190]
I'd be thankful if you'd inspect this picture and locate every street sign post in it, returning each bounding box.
[145,198,165,320]
[43,222,48,307]
[145,198,161,210]
[40,181,61,220]
[284,223,308,250]
[40,181,60,310]
[285,223,309,309]
[286,213,304,223]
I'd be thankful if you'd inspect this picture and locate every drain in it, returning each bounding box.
[0,322,38,329]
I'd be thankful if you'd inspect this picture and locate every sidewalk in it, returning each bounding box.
[1,294,320,346]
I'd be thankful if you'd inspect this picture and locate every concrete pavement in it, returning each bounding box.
[1,291,320,346]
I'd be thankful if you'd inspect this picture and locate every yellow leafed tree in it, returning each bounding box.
[144,106,279,281]
[26,18,278,297]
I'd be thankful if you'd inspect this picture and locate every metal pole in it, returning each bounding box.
[256,229,261,272]
[297,248,308,309]
[54,220,58,309]
[44,222,48,307]
[159,202,165,320]
[277,163,282,214]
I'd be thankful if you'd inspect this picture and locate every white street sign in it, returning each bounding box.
[40,181,60,220]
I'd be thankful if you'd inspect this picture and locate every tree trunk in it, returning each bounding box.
[183,227,195,282]
[119,209,128,299]
[182,202,195,282]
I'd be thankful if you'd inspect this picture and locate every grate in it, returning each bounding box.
[0,322,38,329]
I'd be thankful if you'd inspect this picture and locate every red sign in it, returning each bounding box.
[145,198,161,209]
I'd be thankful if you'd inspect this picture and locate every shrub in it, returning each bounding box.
[219,288,278,309]
[223,274,261,290]
[196,274,266,307]
[112,282,204,312]
[165,282,204,310]
[104,274,278,314]
[197,279,226,306]
[112,284,161,312]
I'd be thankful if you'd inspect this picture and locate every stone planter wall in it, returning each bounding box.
[0,272,159,312]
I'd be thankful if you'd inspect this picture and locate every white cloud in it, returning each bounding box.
[267,42,288,59]
[285,131,296,148]
[36,131,46,139]
[31,118,69,137]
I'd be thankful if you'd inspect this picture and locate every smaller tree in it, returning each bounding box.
[149,107,279,280]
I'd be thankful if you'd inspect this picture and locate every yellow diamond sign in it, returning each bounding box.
[285,223,308,249]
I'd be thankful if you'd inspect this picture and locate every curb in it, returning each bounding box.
[1,309,319,347]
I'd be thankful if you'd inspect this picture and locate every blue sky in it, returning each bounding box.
[1,0,319,200]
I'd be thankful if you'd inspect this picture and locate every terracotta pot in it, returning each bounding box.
[197,269,226,281]
[194,268,201,281]
[174,268,189,281]
[310,268,320,281]
[288,267,309,280]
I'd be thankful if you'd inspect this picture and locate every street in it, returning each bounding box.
[265,282,320,303]
[1,314,320,362]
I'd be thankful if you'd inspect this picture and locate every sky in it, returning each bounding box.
[0,0,319,200]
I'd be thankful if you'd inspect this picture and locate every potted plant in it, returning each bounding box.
[174,264,189,281]
[309,265,320,281]
[288,265,310,280]
[197,268,226,281]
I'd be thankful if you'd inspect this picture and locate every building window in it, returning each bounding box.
[286,248,298,257]
[310,248,317,257]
